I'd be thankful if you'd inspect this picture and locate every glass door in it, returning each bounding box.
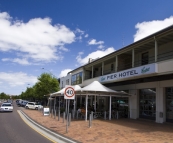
[139,88,156,120]
[166,87,173,122]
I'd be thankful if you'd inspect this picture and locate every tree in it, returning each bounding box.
[0,92,10,99]
[34,73,60,100]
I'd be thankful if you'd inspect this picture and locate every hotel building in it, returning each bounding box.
[60,25,173,123]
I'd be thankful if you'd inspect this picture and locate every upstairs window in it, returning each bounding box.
[71,72,83,85]
[66,79,69,85]
[142,52,149,65]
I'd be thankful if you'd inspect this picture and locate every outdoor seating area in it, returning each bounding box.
[48,81,130,121]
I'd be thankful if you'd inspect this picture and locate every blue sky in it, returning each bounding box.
[0,0,173,95]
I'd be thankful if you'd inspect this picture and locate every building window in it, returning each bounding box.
[142,52,149,65]
[66,79,69,85]
[71,72,83,85]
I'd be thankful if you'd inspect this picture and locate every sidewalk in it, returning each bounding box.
[22,109,173,143]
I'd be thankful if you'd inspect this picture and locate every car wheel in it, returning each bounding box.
[26,106,29,109]
[35,107,38,110]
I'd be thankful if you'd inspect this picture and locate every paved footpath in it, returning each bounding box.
[22,109,173,143]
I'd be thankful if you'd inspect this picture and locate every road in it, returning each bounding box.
[0,102,53,143]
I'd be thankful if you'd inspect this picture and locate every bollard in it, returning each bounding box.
[51,109,53,118]
[117,111,119,119]
[54,109,56,119]
[89,114,92,128]
[104,111,106,120]
[77,111,79,119]
[66,113,68,133]
[63,112,65,123]
[69,113,71,126]
[72,110,74,119]
[91,111,93,120]
[58,109,60,121]
[128,111,130,118]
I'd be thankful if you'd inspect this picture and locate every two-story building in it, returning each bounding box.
[60,25,173,123]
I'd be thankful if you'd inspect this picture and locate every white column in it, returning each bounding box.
[83,68,85,81]
[85,95,88,121]
[132,49,135,67]
[58,96,60,111]
[92,66,93,78]
[54,96,56,111]
[154,37,158,62]
[102,62,104,75]
[109,96,112,120]
[94,95,96,112]
[129,89,139,119]
[115,56,118,72]
[156,81,165,123]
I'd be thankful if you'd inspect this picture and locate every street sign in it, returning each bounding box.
[64,86,75,99]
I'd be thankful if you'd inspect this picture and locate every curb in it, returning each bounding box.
[19,110,78,143]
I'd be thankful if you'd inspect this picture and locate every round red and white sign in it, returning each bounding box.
[64,86,75,99]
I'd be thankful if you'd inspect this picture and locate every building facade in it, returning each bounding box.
[60,25,173,123]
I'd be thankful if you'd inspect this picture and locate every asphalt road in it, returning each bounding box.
[0,101,53,143]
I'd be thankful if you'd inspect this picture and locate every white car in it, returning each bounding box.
[25,102,43,110]
[0,102,13,112]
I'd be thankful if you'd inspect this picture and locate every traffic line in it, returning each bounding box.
[17,110,76,143]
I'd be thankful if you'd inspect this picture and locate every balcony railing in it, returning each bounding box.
[158,51,173,62]
[84,50,173,80]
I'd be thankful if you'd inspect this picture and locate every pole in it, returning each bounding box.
[65,99,67,115]
[66,99,70,133]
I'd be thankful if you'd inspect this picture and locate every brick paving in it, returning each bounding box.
[22,109,173,143]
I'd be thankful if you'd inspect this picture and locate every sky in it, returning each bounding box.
[0,0,173,95]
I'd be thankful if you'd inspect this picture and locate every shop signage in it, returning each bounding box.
[100,63,158,83]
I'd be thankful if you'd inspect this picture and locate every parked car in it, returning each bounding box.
[17,100,23,106]
[25,102,41,110]
[21,101,29,107]
[0,102,13,112]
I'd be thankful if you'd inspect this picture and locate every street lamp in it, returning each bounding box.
[41,67,59,79]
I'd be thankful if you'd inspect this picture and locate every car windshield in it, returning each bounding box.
[2,104,12,106]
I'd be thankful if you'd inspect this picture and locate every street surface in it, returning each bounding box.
[0,101,53,143]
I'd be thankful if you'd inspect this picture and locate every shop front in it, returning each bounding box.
[166,87,173,122]
[139,88,156,120]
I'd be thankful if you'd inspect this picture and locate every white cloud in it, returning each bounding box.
[88,39,104,45]
[2,58,31,65]
[58,69,72,78]
[0,72,37,87]
[134,16,173,42]
[75,28,85,41]
[75,28,84,35]
[98,45,105,49]
[0,12,75,64]
[59,46,69,52]
[76,47,115,65]
[85,34,89,38]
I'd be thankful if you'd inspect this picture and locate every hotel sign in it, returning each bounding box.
[100,63,158,83]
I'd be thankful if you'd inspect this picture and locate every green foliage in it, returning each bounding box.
[18,73,60,101]
[0,92,10,99]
